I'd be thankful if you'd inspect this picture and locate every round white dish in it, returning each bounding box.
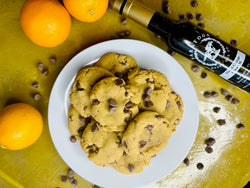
[48,39,199,188]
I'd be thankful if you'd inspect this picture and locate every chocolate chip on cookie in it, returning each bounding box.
[144,87,153,95]
[114,78,124,86]
[142,93,150,102]
[128,164,135,172]
[145,124,154,131]
[91,123,99,132]
[166,101,171,109]
[125,101,134,108]
[145,100,154,107]
[77,126,86,137]
[139,140,147,148]
[76,81,84,91]
[92,99,100,105]
[109,99,117,107]
[109,106,117,113]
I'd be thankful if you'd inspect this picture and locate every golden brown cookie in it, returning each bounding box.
[80,122,123,167]
[89,77,140,132]
[69,66,113,117]
[122,111,172,157]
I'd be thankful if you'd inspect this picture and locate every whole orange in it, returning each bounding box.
[0,103,43,150]
[20,0,71,48]
[63,0,109,22]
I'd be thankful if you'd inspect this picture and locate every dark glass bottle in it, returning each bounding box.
[111,0,250,93]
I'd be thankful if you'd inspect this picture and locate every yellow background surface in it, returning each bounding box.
[0,0,249,187]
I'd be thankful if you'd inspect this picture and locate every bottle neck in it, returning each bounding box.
[112,0,155,27]
[112,0,174,35]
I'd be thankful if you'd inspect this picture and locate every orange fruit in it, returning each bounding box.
[0,103,43,150]
[63,0,109,22]
[20,0,71,48]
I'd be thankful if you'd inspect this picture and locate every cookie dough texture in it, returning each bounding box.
[68,52,184,174]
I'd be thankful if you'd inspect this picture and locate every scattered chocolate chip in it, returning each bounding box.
[230,39,238,47]
[179,14,187,20]
[167,49,176,56]
[191,0,198,7]
[49,55,57,64]
[236,123,245,130]
[114,78,124,86]
[205,146,213,153]
[121,17,127,25]
[176,101,181,108]
[211,91,219,98]
[155,115,164,119]
[68,176,74,183]
[232,98,240,104]
[139,140,147,148]
[128,164,135,172]
[68,169,74,178]
[92,99,100,105]
[225,95,233,102]
[205,137,216,147]
[92,185,100,188]
[197,23,205,28]
[123,141,127,148]
[213,107,221,113]
[191,65,200,72]
[145,100,154,107]
[142,93,150,102]
[61,175,67,183]
[162,0,170,14]
[71,179,78,187]
[37,62,44,71]
[183,157,190,166]
[109,106,116,113]
[109,99,117,107]
[166,101,171,109]
[197,163,204,170]
[217,119,226,126]
[221,88,229,96]
[91,123,99,133]
[31,81,38,88]
[33,93,41,101]
[70,135,77,143]
[116,30,131,38]
[203,91,211,98]
[144,87,153,95]
[125,101,134,108]
[77,126,85,137]
[196,13,203,21]
[145,124,154,131]
[42,68,49,76]
[201,72,207,79]
[187,13,195,20]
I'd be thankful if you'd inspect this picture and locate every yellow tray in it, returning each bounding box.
[0,0,249,187]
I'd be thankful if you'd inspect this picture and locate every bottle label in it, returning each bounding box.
[220,50,246,80]
[190,33,229,70]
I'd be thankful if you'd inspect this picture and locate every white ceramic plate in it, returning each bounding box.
[48,39,199,188]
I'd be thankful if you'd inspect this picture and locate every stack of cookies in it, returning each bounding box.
[68,53,183,174]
